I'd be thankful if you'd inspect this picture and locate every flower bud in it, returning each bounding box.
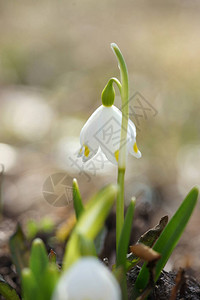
[52,257,121,300]
[101,79,115,107]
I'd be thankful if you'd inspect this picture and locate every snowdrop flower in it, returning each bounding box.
[78,104,141,165]
[52,257,121,300]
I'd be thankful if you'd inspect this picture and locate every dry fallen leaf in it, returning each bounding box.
[130,243,161,262]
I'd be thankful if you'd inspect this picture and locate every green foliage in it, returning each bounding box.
[72,178,84,220]
[9,224,29,278]
[116,198,135,300]
[116,198,135,269]
[133,187,199,297]
[63,184,117,270]
[22,238,59,300]
[26,218,54,240]
[0,275,20,300]
[30,238,49,279]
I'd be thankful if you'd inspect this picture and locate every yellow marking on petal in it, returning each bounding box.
[133,142,138,153]
[79,148,82,154]
[115,150,119,162]
[84,145,90,157]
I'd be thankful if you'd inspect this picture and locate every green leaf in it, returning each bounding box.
[22,268,38,300]
[76,184,117,240]
[78,233,97,257]
[9,224,29,278]
[116,198,135,300]
[134,187,199,295]
[116,198,135,268]
[72,178,84,220]
[40,264,59,300]
[26,220,39,239]
[63,184,117,269]
[30,238,48,280]
[22,239,59,300]
[0,274,20,300]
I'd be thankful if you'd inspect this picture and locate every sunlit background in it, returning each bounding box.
[0,0,200,276]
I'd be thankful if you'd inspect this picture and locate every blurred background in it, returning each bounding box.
[0,0,200,277]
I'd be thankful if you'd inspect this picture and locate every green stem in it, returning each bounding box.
[110,77,122,93]
[111,43,129,249]
[116,168,125,247]
[0,164,4,217]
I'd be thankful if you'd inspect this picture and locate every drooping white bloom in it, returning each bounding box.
[52,257,121,300]
[79,105,141,165]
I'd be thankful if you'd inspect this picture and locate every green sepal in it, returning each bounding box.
[101,79,115,107]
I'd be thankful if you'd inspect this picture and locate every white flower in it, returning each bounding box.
[78,105,141,165]
[52,257,121,300]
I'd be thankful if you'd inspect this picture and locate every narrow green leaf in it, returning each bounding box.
[63,184,117,269]
[9,224,29,278]
[0,274,20,300]
[22,268,38,300]
[116,198,135,268]
[76,184,117,239]
[116,198,135,300]
[40,264,60,300]
[78,233,97,257]
[30,238,48,279]
[72,178,84,220]
[134,187,199,295]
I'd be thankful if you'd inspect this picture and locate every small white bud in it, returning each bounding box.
[52,257,121,300]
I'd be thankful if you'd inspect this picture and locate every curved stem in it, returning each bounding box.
[110,77,122,93]
[111,43,129,169]
[111,43,129,249]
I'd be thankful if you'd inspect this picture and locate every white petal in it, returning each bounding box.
[127,119,141,158]
[80,105,104,148]
[128,119,137,139]
[128,138,142,159]
[94,105,123,163]
[101,146,119,165]
[52,257,121,300]
[79,106,104,162]
[82,145,98,162]
[79,105,141,165]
